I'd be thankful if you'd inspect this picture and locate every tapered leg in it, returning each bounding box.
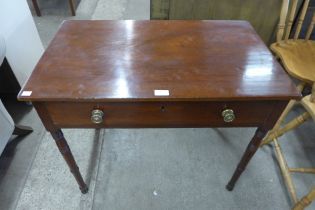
[31,0,41,16]
[51,129,88,194]
[68,0,76,16]
[226,127,268,191]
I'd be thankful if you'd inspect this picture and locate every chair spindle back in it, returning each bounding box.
[305,12,315,40]
[277,0,314,42]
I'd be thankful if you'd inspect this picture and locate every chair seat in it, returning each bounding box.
[270,40,315,83]
[301,95,315,121]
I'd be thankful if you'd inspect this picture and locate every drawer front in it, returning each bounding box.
[44,101,276,128]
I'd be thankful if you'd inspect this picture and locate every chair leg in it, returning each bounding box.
[68,0,76,16]
[293,187,315,210]
[261,111,310,146]
[274,138,298,204]
[13,125,33,136]
[289,168,315,174]
[31,0,41,16]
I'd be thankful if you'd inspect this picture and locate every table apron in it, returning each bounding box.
[39,101,282,128]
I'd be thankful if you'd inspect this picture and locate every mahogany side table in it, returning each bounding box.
[18,20,300,194]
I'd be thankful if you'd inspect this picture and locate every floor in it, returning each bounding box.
[0,1,315,210]
[0,96,45,210]
[29,0,150,47]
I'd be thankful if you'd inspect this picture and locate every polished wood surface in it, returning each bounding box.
[44,101,279,128]
[18,20,299,102]
[18,20,300,194]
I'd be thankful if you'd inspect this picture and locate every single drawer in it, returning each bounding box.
[44,101,278,128]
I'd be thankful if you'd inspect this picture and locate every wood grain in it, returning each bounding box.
[44,101,280,128]
[18,20,299,102]
[18,20,300,194]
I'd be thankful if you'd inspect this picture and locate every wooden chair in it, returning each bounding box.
[260,0,315,209]
[31,0,76,16]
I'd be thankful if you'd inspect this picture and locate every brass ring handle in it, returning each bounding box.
[91,109,104,124]
[222,109,235,123]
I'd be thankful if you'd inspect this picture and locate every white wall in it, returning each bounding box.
[0,0,44,86]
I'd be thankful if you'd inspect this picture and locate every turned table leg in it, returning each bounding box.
[226,127,268,191]
[51,129,88,194]
[68,0,76,16]
[31,0,41,16]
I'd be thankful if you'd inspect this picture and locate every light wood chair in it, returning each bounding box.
[260,0,315,209]
[31,0,76,16]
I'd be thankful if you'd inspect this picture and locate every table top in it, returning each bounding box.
[18,20,300,102]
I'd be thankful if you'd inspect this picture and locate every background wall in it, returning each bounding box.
[0,0,44,86]
[150,0,307,44]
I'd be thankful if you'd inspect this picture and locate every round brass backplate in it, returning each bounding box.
[222,109,235,123]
